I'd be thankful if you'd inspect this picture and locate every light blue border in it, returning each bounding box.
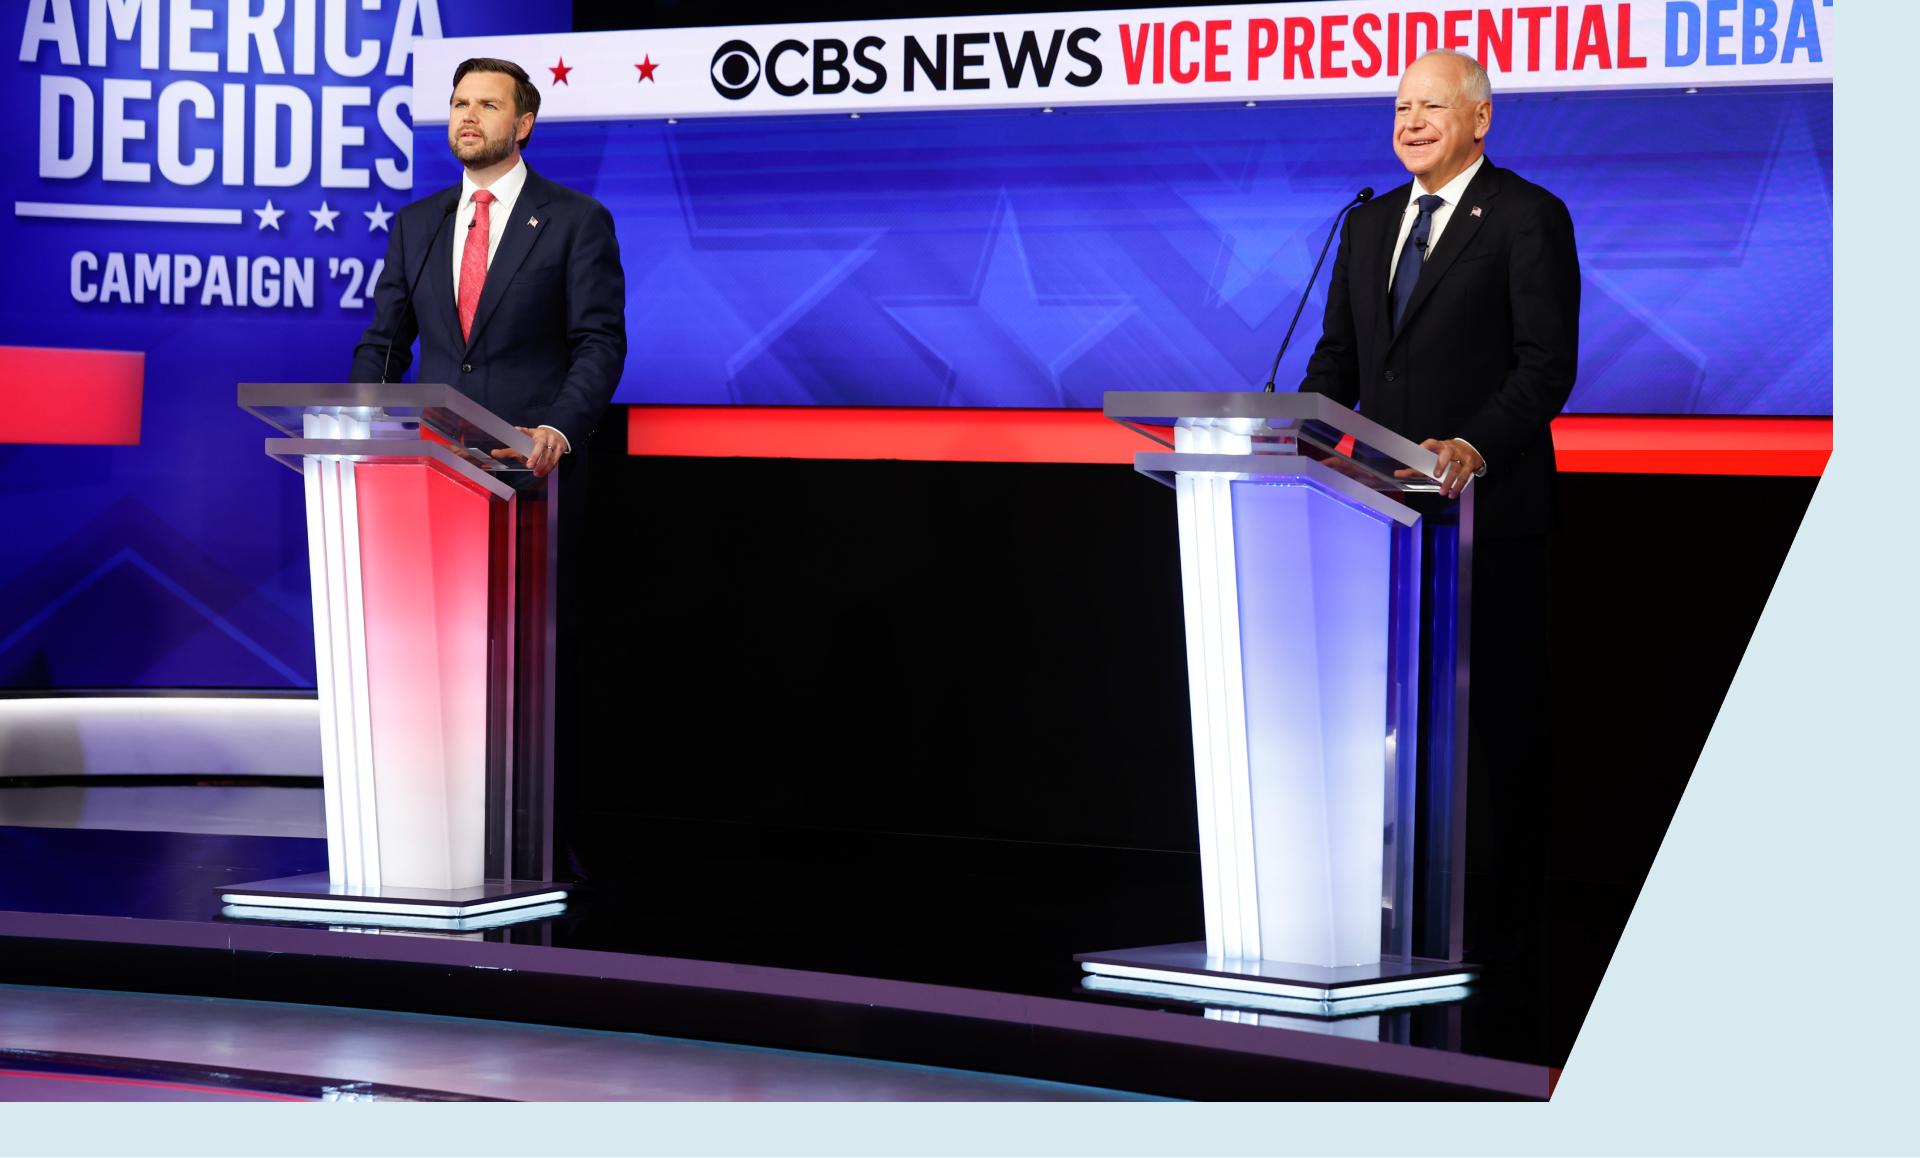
[8,2,1895,1153]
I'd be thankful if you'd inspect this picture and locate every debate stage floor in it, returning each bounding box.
[0,985,1147,1101]
[0,825,1579,1100]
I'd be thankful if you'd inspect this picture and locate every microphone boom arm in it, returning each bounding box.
[1263,187,1373,392]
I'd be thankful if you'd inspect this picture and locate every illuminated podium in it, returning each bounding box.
[221,383,566,931]
[1079,392,1476,1012]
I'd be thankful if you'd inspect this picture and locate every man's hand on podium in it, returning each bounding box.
[1394,437,1485,499]
[492,425,566,478]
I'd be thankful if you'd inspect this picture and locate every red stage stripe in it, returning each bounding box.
[0,346,144,446]
[629,406,1151,464]
[1550,415,1830,476]
[627,407,1831,477]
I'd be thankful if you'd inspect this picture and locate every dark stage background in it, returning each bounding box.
[568,418,1816,1058]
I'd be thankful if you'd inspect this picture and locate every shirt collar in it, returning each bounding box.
[1411,154,1486,209]
[461,156,528,213]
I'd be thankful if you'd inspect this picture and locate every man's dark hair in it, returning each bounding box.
[452,57,541,148]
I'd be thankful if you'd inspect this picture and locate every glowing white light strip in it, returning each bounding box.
[1194,468,1241,957]
[0,698,314,721]
[1084,973,1474,1018]
[1080,961,1476,1003]
[15,201,244,225]
[335,416,382,891]
[312,414,367,891]
[1174,470,1224,958]
[1210,463,1259,960]
[302,443,347,887]
[219,889,568,919]
[219,902,560,937]
[223,901,567,933]
[1175,422,1260,960]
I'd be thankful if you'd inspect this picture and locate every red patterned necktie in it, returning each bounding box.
[457,189,495,342]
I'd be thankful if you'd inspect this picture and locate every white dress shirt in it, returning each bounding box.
[452,157,527,299]
[1387,153,1486,292]
[1385,153,1490,474]
[450,159,570,454]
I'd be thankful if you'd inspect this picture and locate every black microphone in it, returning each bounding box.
[379,199,458,384]
[1261,187,1374,392]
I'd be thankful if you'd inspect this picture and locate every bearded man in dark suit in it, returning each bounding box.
[1299,49,1580,969]
[353,57,626,879]
[352,56,626,472]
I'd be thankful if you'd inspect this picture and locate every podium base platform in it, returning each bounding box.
[216,873,569,933]
[1075,941,1477,1017]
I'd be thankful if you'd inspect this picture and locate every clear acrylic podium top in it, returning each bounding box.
[238,382,538,482]
[1103,391,1453,501]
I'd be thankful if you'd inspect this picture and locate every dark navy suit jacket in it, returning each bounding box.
[352,164,626,450]
[1299,160,1579,538]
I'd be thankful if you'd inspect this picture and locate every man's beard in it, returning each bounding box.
[452,131,515,170]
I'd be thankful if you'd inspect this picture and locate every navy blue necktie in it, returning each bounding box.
[1391,194,1445,331]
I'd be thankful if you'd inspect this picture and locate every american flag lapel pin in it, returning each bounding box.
[1470,206,1482,217]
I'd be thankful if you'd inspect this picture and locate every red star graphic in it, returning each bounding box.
[635,55,659,83]
[549,57,572,85]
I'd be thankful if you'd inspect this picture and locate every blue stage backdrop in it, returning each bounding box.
[439,84,1828,413]
[0,2,566,690]
[2,4,1830,690]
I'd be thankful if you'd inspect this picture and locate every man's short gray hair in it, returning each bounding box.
[1419,49,1492,101]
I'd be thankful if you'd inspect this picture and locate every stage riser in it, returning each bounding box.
[0,935,1542,1101]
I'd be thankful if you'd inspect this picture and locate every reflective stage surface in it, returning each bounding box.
[0,986,1140,1102]
[0,824,1571,1100]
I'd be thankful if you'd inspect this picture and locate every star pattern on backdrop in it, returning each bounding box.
[880,197,1134,406]
[550,58,572,85]
[635,56,658,82]
[309,201,339,232]
[1571,103,1833,414]
[1172,143,1350,327]
[621,135,882,403]
[253,200,283,231]
[364,202,393,233]
[0,501,316,689]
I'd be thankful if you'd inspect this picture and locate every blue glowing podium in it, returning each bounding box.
[1078,392,1476,1012]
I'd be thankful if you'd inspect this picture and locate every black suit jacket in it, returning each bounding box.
[1299,160,1579,538]
[351,164,627,450]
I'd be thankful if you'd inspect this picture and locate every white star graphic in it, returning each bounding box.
[309,201,340,232]
[254,200,284,231]
[364,202,393,233]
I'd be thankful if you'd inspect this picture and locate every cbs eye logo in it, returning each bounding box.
[710,40,761,100]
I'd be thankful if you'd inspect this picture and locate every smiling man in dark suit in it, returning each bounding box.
[1300,49,1580,972]
[1301,48,1578,527]
[352,56,626,476]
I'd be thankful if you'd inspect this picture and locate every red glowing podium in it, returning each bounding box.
[223,383,565,929]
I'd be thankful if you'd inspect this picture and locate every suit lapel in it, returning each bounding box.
[1391,162,1501,343]
[423,188,462,345]
[462,168,554,356]
[1373,184,1411,353]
